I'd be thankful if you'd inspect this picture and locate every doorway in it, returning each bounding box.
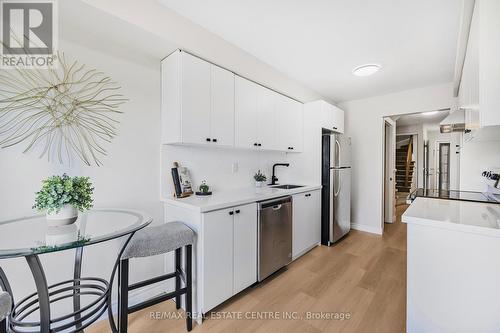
[437,142,451,191]
[383,118,396,226]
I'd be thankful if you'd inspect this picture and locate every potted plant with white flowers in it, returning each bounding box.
[254,170,267,187]
[33,174,94,226]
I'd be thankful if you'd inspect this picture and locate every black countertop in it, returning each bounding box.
[410,188,500,204]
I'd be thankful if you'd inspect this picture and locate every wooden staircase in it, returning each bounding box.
[396,138,414,193]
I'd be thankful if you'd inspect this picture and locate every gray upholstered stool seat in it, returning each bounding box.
[122,221,194,259]
[0,291,11,321]
[118,221,194,332]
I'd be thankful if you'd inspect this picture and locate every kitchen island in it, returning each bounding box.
[402,197,500,333]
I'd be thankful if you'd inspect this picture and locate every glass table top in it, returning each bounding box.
[0,209,152,259]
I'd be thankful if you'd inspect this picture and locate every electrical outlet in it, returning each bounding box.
[232,162,238,173]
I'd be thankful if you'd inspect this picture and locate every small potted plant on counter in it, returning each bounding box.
[33,174,94,226]
[254,170,267,187]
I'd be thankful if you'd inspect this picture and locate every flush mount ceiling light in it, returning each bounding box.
[352,64,381,77]
[422,111,439,116]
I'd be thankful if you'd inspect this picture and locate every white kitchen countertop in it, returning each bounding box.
[402,197,500,237]
[162,185,322,212]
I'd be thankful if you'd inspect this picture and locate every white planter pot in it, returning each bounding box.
[255,181,265,188]
[46,204,78,226]
[45,224,78,246]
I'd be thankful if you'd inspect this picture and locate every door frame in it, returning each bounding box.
[436,141,451,191]
[382,117,396,228]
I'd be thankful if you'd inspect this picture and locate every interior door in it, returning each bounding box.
[210,65,234,146]
[233,203,257,294]
[438,143,451,191]
[383,118,396,224]
[181,52,211,144]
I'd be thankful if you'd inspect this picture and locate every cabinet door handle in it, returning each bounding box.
[206,138,211,142]
[229,211,234,215]
[254,143,258,146]
[257,143,262,147]
[235,209,240,214]
[333,127,337,130]
[212,138,217,142]
[305,193,311,197]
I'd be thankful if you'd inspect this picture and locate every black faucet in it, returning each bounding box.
[271,163,290,185]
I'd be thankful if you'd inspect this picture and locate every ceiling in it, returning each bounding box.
[395,110,450,127]
[61,0,178,66]
[158,0,462,102]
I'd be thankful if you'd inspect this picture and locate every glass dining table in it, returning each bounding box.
[0,209,152,333]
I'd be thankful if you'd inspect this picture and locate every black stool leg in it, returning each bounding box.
[175,248,181,310]
[185,245,192,331]
[118,259,129,333]
[0,319,6,333]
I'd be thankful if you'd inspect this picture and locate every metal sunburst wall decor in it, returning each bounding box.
[0,52,127,166]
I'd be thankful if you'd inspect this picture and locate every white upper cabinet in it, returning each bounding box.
[275,94,303,152]
[459,0,500,128]
[331,105,345,134]
[235,76,259,148]
[161,50,235,146]
[211,65,235,146]
[235,77,278,150]
[256,85,276,150]
[313,100,345,133]
[162,50,305,152]
[180,52,211,145]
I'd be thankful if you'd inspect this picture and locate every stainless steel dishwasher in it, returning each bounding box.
[258,196,292,281]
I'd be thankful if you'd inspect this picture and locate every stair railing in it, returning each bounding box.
[405,137,413,187]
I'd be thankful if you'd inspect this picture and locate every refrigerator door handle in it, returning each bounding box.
[335,139,340,167]
[334,170,341,197]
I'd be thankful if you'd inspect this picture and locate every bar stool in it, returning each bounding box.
[119,221,194,332]
[0,291,11,333]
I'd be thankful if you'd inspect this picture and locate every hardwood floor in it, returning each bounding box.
[89,206,408,333]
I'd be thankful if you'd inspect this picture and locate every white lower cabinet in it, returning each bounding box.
[202,207,234,312]
[202,203,257,312]
[292,190,321,258]
[233,204,258,294]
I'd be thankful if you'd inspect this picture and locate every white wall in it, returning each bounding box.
[340,83,454,234]
[81,0,325,104]
[460,138,500,192]
[0,38,165,313]
[161,146,296,198]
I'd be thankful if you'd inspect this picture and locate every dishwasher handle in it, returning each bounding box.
[258,196,292,210]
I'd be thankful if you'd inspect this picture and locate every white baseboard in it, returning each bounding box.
[351,223,383,235]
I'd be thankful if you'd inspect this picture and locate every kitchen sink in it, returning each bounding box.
[271,184,305,190]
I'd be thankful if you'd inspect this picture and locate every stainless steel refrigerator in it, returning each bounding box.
[321,132,351,245]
